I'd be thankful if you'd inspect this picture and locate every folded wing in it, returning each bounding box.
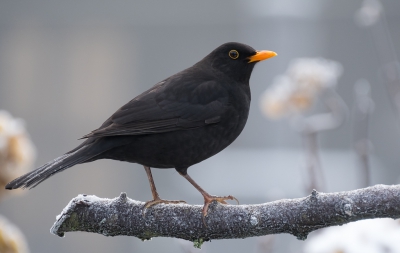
[82,76,228,139]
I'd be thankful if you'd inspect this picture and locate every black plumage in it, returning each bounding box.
[6,42,276,216]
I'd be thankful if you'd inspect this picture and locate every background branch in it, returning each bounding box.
[293,88,348,192]
[352,80,374,188]
[51,184,400,247]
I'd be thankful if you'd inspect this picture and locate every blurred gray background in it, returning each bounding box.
[1,1,400,252]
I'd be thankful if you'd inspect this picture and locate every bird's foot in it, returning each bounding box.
[144,198,187,208]
[202,194,239,217]
[142,198,186,216]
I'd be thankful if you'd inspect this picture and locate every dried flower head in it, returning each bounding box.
[0,111,36,197]
[260,58,342,119]
[0,215,30,253]
[355,0,383,27]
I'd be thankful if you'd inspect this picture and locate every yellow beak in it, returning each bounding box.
[248,50,277,63]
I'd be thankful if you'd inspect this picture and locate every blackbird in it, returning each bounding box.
[6,42,277,216]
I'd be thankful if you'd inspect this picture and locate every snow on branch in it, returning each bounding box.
[51,184,400,247]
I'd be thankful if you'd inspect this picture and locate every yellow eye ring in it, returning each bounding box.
[228,50,239,59]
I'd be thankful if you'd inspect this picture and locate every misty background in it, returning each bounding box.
[0,1,400,252]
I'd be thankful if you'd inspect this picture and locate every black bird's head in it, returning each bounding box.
[198,42,277,84]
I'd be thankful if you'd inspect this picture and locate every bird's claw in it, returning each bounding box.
[142,198,186,216]
[202,194,239,217]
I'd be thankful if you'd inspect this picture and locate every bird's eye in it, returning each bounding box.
[228,50,239,60]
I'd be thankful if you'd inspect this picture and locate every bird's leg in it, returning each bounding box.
[178,171,239,217]
[143,166,186,209]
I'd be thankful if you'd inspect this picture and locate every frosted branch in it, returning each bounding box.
[51,184,400,247]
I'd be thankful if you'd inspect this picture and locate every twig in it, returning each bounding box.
[51,184,400,248]
[352,80,374,187]
[364,2,400,127]
[302,131,323,192]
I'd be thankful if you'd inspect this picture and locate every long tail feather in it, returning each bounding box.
[5,146,96,190]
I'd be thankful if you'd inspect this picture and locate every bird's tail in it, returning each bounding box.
[5,144,97,190]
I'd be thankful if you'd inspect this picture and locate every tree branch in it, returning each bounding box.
[51,184,400,247]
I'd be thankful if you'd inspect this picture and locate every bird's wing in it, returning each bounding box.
[81,74,228,139]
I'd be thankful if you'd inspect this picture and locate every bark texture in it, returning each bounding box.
[51,184,400,247]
